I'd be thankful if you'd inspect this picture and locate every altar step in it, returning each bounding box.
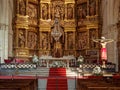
[66,68,78,77]
[16,67,79,77]
[18,67,49,77]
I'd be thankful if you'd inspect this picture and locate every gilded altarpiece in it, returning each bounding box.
[13,0,100,61]
[39,0,76,57]
[13,0,39,61]
[76,0,101,62]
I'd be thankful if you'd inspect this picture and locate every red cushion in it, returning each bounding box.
[15,59,24,63]
[113,75,120,79]
[4,59,12,63]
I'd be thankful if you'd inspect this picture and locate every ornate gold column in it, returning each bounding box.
[48,3,51,19]
[65,3,67,20]
[65,32,67,50]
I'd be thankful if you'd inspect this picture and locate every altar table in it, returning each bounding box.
[39,56,76,68]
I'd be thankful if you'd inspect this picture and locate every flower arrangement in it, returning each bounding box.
[92,66,102,76]
[50,61,66,68]
[32,55,39,63]
[77,55,84,65]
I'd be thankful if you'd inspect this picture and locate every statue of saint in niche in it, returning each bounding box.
[19,30,25,48]
[68,34,74,49]
[78,4,87,19]
[89,0,96,16]
[41,34,48,50]
[53,41,62,58]
[78,6,83,19]
[67,4,73,19]
[55,5,61,18]
[42,4,48,20]
[90,29,97,48]
[19,0,26,15]
[78,32,88,49]
[28,32,37,49]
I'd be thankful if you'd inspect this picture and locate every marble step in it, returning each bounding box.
[17,67,80,77]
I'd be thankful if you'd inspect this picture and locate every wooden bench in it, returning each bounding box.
[77,77,120,90]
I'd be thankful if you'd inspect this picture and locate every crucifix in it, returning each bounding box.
[93,37,114,68]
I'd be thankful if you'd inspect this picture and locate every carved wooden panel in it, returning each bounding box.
[77,2,87,21]
[51,1,65,20]
[28,3,38,25]
[67,3,74,19]
[40,32,49,50]
[41,3,48,20]
[19,0,26,15]
[89,0,96,16]
[28,31,37,49]
[67,32,74,50]
[13,0,101,60]
[18,29,26,48]
[76,0,100,60]
[78,31,88,50]
[89,28,98,48]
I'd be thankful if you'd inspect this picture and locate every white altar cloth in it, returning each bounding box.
[39,55,76,68]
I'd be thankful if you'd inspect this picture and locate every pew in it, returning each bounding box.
[77,76,120,90]
[0,76,37,90]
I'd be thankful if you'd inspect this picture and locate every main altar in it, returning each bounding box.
[39,55,76,68]
[13,0,100,64]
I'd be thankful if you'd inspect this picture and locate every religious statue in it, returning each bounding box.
[78,6,83,19]
[68,34,74,49]
[53,41,62,58]
[41,34,48,50]
[19,0,26,15]
[89,0,96,16]
[19,31,25,48]
[42,4,48,20]
[55,5,61,18]
[28,32,37,49]
[67,4,73,19]
[78,32,88,49]
[90,29,97,48]
[93,37,114,68]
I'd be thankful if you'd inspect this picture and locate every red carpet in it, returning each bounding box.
[47,68,68,90]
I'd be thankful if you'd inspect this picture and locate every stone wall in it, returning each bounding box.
[101,0,120,71]
[0,0,14,63]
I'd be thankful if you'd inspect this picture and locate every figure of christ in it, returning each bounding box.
[93,37,113,68]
